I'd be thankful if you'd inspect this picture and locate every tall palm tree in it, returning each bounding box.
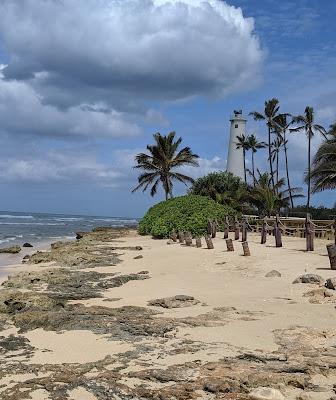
[132,132,199,200]
[250,98,281,188]
[291,107,326,210]
[235,134,250,183]
[270,136,284,187]
[307,124,336,193]
[247,134,266,185]
[273,114,294,208]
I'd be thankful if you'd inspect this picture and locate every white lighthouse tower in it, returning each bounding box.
[226,110,246,180]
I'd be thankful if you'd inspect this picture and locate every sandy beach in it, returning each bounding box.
[0,228,335,400]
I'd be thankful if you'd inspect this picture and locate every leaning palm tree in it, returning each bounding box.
[273,114,294,208]
[235,134,250,183]
[132,132,199,200]
[250,98,281,188]
[291,107,326,210]
[307,124,336,193]
[247,134,266,185]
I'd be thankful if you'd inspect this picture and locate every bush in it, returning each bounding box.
[138,195,236,238]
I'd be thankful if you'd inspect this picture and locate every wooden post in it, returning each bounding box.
[204,234,214,250]
[327,244,336,270]
[170,231,177,242]
[242,241,250,256]
[305,217,314,251]
[178,231,185,244]
[274,215,282,248]
[261,218,267,244]
[234,217,240,241]
[226,238,234,252]
[241,219,247,242]
[185,232,192,246]
[196,237,202,248]
[212,220,217,239]
[223,217,229,239]
[207,220,213,235]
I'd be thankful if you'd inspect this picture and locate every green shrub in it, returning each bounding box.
[139,195,236,238]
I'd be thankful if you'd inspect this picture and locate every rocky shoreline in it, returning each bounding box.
[0,228,335,399]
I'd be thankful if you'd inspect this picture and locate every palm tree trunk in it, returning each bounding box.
[251,151,255,186]
[276,149,279,187]
[268,124,275,188]
[283,131,294,208]
[243,149,247,183]
[307,132,312,211]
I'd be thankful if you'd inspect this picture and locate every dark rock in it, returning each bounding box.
[148,295,200,309]
[134,255,143,260]
[22,243,33,248]
[325,277,336,290]
[293,274,324,285]
[76,232,86,239]
[265,270,281,278]
[0,245,21,254]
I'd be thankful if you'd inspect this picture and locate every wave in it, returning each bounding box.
[0,214,34,219]
[0,237,18,244]
[94,218,138,224]
[53,217,84,222]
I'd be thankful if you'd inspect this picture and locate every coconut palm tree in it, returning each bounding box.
[250,98,281,188]
[307,124,336,193]
[247,134,266,185]
[273,114,294,208]
[132,132,199,200]
[271,136,284,188]
[249,171,303,217]
[235,134,250,183]
[291,107,326,210]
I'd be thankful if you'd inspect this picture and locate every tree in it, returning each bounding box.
[270,135,284,188]
[132,132,199,200]
[190,171,248,212]
[291,107,326,210]
[307,124,336,193]
[248,171,303,217]
[273,114,294,208]
[250,98,281,188]
[235,134,250,183]
[247,134,266,185]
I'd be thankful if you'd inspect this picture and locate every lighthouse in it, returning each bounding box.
[226,110,246,180]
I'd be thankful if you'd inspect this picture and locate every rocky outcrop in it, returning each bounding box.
[148,295,200,309]
[0,245,21,254]
[249,387,284,400]
[292,274,324,285]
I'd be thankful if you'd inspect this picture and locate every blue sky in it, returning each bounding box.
[0,0,335,217]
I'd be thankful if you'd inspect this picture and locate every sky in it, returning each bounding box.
[0,0,335,217]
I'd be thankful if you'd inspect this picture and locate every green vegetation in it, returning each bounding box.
[138,195,236,238]
[190,171,248,212]
[288,205,336,220]
[132,132,199,200]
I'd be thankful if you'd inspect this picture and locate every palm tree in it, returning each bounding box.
[307,124,336,193]
[235,134,250,183]
[273,114,294,208]
[132,132,199,200]
[247,134,266,185]
[291,107,326,210]
[250,98,281,188]
[249,171,303,217]
[270,136,284,187]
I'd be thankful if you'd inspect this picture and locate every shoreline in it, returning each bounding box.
[0,228,335,399]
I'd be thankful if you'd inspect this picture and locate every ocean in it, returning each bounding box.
[0,211,139,247]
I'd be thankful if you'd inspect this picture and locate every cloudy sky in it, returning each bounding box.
[0,0,335,217]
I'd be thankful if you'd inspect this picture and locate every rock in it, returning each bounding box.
[293,274,324,285]
[249,387,284,400]
[148,295,200,309]
[167,239,174,245]
[22,243,33,248]
[76,232,86,239]
[303,288,336,304]
[134,255,143,260]
[265,270,281,278]
[325,277,336,290]
[0,245,21,254]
